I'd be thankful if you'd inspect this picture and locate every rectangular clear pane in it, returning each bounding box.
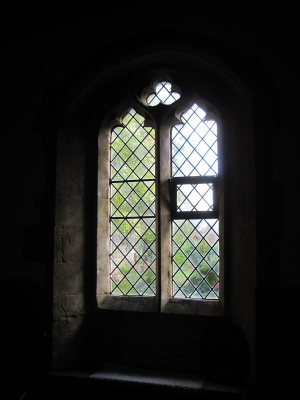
[176,183,213,212]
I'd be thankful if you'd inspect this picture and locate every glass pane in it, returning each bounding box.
[111,110,155,182]
[147,81,180,106]
[172,219,219,299]
[171,103,220,300]
[111,181,155,218]
[172,103,218,177]
[110,110,156,296]
[110,217,156,296]
[176,183,214,212]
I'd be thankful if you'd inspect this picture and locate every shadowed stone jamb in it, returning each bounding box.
[53,122,87,369]
[55,195,84,226]
[54,263,85,295]
[56,140,85,197]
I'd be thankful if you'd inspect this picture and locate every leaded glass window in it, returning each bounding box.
[171,104,220,299]
[147,81,180,106]
[106,78,222,308]
[110,110,156,295]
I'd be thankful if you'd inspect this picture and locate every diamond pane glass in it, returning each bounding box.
[147,81,180,106]
[110,109,156,296]
[172,104,218,177]
[172,219,220,299]
[111,110,155,182]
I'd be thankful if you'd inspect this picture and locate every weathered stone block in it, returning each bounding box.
[61,225,84,263]
[53,295,67,320]
[55,195,84,227]
[53,263,84,296]
[65,294,85,315]
[54,225,64,263]
[53,294,85,319]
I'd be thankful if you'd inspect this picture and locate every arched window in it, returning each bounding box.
[98,77,223,315]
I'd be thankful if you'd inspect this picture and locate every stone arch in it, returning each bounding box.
[36,30,279,388]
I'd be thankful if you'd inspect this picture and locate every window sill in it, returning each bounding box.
[97,294,223,316]
[47,363,243,398]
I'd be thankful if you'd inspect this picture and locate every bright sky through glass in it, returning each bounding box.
[172,104,218,177]
[177,183,214,211]
[147,81,180,106]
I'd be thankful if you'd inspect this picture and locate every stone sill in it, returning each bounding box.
[47,363,243,398]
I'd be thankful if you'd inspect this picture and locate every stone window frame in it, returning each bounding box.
[96,75,224,316]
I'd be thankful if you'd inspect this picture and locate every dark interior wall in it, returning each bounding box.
[1,3,299,397]
[2,4,298,287]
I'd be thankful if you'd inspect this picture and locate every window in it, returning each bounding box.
[97,76,223,315]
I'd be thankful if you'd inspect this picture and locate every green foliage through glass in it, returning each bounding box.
[110,109,156,296]
[172,219,219,299]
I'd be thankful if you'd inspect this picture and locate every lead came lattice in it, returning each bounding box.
[171,104,220,298]
[172,219,219,299]
[176,183,214,212]
[110,109,156,296]
[172,104,218,177]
